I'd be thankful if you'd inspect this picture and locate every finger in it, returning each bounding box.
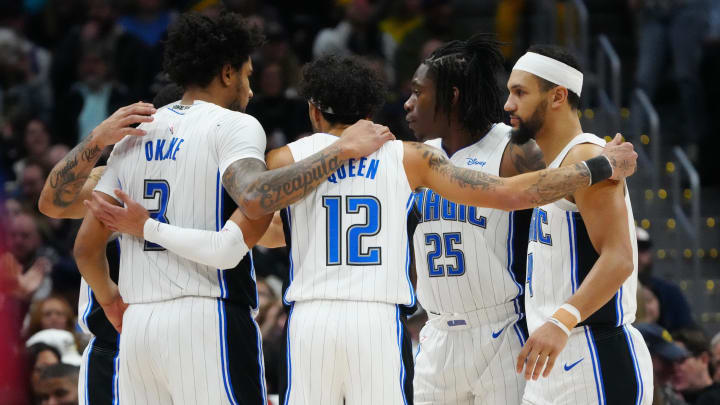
[120,128,147,137]
[114,189,133,205]
[533,353,549,380]
[123,104,156,115]
[517,344,530,373]
[119,115,154,128]
[525,348,541,380]
[543,353,557,377]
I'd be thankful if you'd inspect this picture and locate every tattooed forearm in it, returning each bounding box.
[413,142,504,191]
[524,163,590,206]
[223,145,345,218]
[43,135,104,209]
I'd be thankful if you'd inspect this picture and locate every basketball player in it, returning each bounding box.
[38,85,185,404]
[404,35,544,405]
[504,45,653,404]
[86,54,638,405]
[71,11,394,405]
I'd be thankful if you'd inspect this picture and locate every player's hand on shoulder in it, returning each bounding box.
[602,133,637,181]
[92,102,156,147]
[84,190,150,238]
[337,119,395,159]
[516,321,570,380]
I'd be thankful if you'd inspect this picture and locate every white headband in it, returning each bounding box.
[513,52,583,96]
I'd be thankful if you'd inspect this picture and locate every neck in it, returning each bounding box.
[181,87,227,109]
[534,108,583,165]
[324,124,351,137]
[438,117,485,156]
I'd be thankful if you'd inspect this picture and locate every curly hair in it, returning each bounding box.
[298,55,387,125]
[163,11,264,88]
[423,33,505,139]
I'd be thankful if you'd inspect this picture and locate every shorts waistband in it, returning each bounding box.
[426,301,522,330]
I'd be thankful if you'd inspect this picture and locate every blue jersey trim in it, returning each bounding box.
[623,325,644,405]
[395,306,409,405]
[584,326,606,405]
[283,304,295,404]
[283,207,294,306]
[251,310,268,404]
[403,194,416,307]
[216,299,239,405]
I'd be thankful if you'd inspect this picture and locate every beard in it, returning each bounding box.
[228,98,246,112]
[510,100,547,144]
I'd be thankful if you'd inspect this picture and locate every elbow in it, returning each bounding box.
[73,238,92,266]
[610,249,635,281]
[215,251,243,270]
[38,195,61,218]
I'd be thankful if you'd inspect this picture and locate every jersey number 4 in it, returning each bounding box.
[144,179,170,251]
[322,195,381,266]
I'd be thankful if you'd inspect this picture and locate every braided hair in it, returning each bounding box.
[422,34,505,139]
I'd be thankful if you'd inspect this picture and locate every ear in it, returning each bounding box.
[308,102,322,130]
[220,64,235,87]
[700,351,711,365]
[451,86,460,106]
[551,86,568,109]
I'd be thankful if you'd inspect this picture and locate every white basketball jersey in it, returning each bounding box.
[282,133,415,305]
[412,123,529,314]
[525,133,638,333]
[95,100,267,304]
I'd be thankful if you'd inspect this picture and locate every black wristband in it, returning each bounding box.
[585,155,613,185]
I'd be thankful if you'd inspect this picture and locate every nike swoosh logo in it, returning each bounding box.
[491,327,505,339]
[564,358,584,371]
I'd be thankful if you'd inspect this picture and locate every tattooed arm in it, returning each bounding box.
[39,102,155,218]
[403,135,637,211]
[499,139,546,177]
[222,120,394,219]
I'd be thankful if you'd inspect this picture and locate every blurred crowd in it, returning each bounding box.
[0,0,719,404]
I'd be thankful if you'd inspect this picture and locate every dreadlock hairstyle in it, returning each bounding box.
[422,33,505,139]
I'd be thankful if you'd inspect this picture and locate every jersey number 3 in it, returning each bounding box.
[322,195,381,266]
[144,179,170,251]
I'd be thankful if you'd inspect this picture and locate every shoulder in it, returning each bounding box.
[562,142,604,166]
[502,139,546,175]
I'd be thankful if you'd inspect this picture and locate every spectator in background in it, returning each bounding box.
[630,0,710,155]
[638,284,662,324]
[637,227,695,332]
[246,62,310,147]
[672,328,720,404]
[711,332,720,383]
[313,0,396,82]
[0,27,53,124]
[24,295,75,339]
[11,118,51,181]
[254,21,301,92]
[7,212,54,302]
[115,0,174,100]
[18,161,47,210]
[27,342,61,400]
[393,0,470,91]
[379,0,423,45]
[51,0,142,102]
[55,40,131,145]
[35,363,79,405]
[637,322,690,405]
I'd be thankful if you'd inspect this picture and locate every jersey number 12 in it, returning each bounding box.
[322,195,381,266]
